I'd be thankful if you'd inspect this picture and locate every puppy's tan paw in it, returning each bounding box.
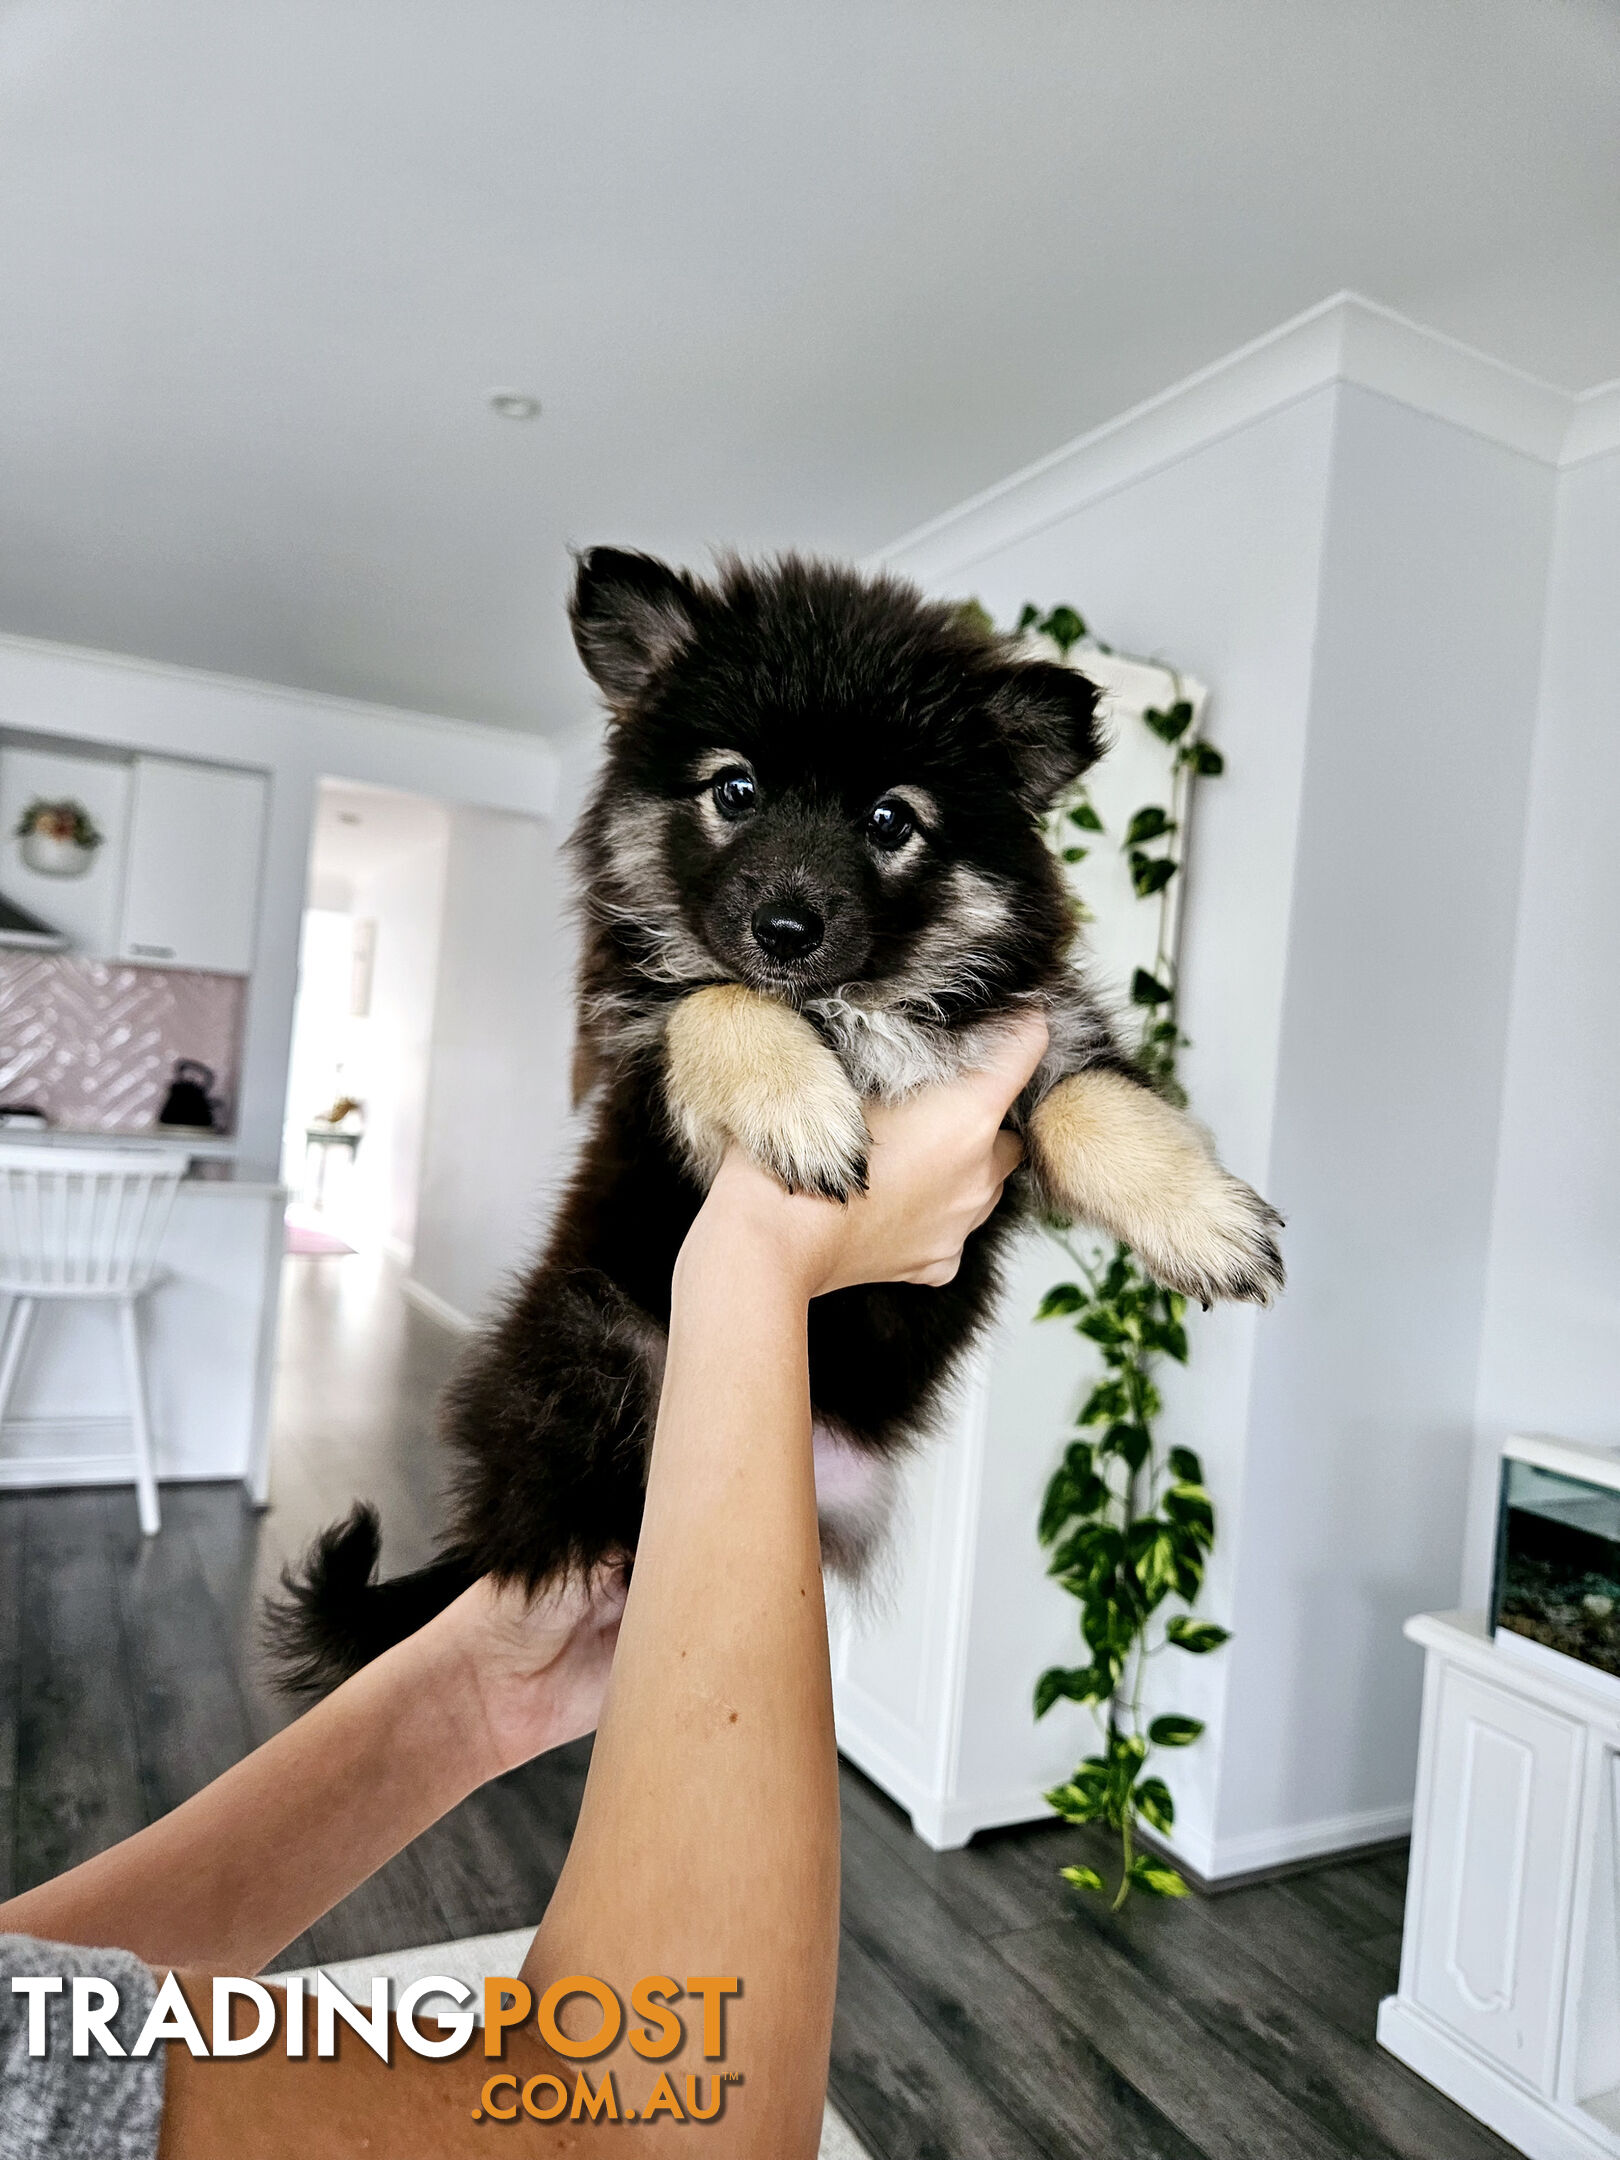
[665,984,869,1200]
[1030,1068,1284,1308]
[1127,1167,1285,1309]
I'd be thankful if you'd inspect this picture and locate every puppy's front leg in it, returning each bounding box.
[664,984,869,1200]
[1029,1067,1284,1306]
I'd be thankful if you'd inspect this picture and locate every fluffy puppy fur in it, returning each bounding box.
[270,550,1282,1694]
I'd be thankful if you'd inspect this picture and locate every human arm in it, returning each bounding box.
[518,1014,1047,2154]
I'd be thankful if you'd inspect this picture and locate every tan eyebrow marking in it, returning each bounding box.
[880,784,938,830]
[689,747,753,787]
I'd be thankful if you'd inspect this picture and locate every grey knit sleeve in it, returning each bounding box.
[0,1935,164,2160]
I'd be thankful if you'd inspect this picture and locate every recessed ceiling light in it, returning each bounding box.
[488,389,541,420]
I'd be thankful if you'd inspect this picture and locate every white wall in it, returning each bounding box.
[1467,445,1620,1603]
[408,804,580,1325]
[0,634,558,1170]
[348,819,452,1255]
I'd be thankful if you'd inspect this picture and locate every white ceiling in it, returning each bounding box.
[3,0,1618,735]
[308,780,449,904]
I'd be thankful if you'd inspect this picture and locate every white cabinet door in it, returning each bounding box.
[1413,1665,1583,2093]
[0,745,131,957]
[118,758,267,975]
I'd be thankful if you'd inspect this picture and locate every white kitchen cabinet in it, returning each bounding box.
[1380,1612,1620,2160]
[0,743,132,954]
[118,757,267,974]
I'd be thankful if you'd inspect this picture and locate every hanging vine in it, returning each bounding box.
[1014,599,1231,1908]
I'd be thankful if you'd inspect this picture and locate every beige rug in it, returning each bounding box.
[272,1929,870,2156]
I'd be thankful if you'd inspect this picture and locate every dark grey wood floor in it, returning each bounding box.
[0,1250,1513,2160]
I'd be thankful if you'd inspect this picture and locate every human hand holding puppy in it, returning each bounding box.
[680,1008,1046,1299]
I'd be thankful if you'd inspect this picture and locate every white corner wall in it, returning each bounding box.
[408,803,582,1326]
[1467,445,1620,1604]
[1214,386,1555,1866]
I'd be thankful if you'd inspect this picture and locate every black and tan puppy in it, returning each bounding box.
[272,550,1282,1691]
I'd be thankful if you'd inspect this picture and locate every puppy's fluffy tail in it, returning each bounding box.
[264,1503,477,1697]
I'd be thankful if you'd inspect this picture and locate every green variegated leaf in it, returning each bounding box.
[1148,1714,1205,1748]
[1035,1665,1095,1718]
[1104,1421,1152,1472]
[1142,699,1194,744]
[1165,1484,1215,1543]
[1128,1856,1191,1898]
[1060,1864,1105,1892]
[1134,1776,1175,1833]
[1141,1317,1189,1362]
[1037,1283,1085,1318]
[1076,1379,1130,1426]
[1068,800,1105,832]
[1125,806,1175,845]
[1078,1309,1128,1347]
[1167,1446,1203,1483]
[1130,851,1178,899]
[1166,1616,1231,1654]
[1040,604,1087,652]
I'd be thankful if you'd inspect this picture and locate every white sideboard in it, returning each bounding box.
[1379,1610,1620,2159]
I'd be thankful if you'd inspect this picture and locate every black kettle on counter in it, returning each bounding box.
[157,1059,220,1131]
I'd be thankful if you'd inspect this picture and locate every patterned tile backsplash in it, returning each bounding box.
[0,955,245,1133]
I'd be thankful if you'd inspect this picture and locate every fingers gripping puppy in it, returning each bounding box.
[272,549,1282,1694]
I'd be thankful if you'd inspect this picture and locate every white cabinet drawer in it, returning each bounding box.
[118,758,267,975]
[1412,1664,1584,2092]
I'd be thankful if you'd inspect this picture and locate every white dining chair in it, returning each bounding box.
[0,1143,189,1535]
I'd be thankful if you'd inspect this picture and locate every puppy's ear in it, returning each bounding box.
[569,548,702,714]
[988,660,1104,812]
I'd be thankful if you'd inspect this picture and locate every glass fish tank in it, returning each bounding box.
[1492,1434,1620,1695]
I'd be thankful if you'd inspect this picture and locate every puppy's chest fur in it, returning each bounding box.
[804,981,1112,1105]
[803,994,982,1099]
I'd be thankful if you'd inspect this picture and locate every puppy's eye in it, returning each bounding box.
[866,797,917,852]
[711,769,757,821]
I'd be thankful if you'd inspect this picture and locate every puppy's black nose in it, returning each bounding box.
[751,898,825,962]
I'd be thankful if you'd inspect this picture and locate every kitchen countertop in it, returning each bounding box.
[0,1126,284,1195]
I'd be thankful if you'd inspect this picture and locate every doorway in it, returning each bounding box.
[281,781,451,1259]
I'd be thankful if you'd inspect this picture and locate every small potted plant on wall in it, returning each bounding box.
[15,798,103,878]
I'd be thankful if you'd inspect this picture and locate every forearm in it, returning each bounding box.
[524,1216,838,2156]
[0,1616,501,1974]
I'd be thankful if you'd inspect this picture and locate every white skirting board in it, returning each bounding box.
[400,1275,476,1333]
[1379,1999,1617,2160]
[1175,1801,1414,1885]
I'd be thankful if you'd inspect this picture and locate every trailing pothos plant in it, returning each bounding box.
[1014,600,1230,1909]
